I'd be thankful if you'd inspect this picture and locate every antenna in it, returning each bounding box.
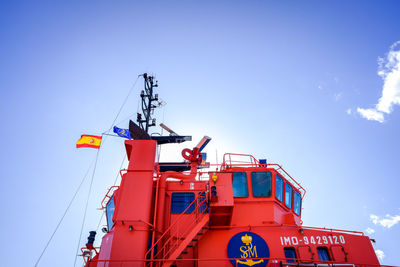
[137,73,159,133]
[129,73,192,145]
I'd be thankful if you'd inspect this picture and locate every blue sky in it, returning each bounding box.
[1,0,400,266]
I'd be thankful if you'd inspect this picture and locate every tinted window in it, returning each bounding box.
[171,192,195,214]
[198,192,208,213]
[232,172,249,197]
[284,247,297,263]
[251,172,272,197]
[285,183,293,209]
[317,247,331,261]
[276,174,283,202]
[294,191,301,215]
[106,196,115,230]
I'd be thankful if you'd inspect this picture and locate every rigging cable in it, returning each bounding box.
[73,148,101,267]
[157,103,166,163]
[34,75,141,266]
[114,112,137,127]
[73,75,140,266]
[106,76,140,133]
[95,155,127,232]
[34,160,95,267]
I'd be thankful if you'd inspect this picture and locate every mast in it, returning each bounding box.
[137,73,158,133]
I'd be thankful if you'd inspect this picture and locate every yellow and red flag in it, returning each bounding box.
[76,135,102,149]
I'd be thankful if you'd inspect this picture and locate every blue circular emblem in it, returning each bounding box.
[227,231,269,267]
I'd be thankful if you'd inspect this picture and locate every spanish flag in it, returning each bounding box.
[76,135,102,149]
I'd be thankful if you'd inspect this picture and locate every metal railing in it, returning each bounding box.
[145,190,209,266]
[221,153,260,169]
[100,186,119,209]
[220,153,306,198]
[83,257,394,267]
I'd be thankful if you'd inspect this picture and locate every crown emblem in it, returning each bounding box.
[241,234,252,245]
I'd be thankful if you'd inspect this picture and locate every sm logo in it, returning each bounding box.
[227,232,269,267]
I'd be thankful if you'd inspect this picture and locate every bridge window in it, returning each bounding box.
[294,190,301,215]
[317,247,331,261]
[106,196,115,230]
[284,247,297,263]
[171,192,195,214]
[232,172,249,197]
[251,172,272,197]
[285,183,293,209]
[276,174,283,202]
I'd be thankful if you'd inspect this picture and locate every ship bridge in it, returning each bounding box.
[133,152,308,266]
[208,153,305,227]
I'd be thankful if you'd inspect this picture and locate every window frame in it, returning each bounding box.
[232,172,249,198]
[171,192,195,214]
[293,190,302,216]
[317,247,331,261]
[106,196,115,231]
[251,171,272,197]
[284,247,298,263]
[285,182,293,209]
[275,173,284,202]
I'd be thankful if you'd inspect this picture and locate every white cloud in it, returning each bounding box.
[357,108,384,122]
[370,213,400,228]
[357,41,400,122]
[346,108,352,115]
[375,249,385,261]
[370,214,379,224]
[365,227,375,235]
[379,215,400,228]
[334,92,343,101]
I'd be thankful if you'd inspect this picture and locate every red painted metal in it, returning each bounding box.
[92,140,157,267]
[100,186,119,209]
[149,190,208,261]
[81,130,382,267]
[163,214,210,267]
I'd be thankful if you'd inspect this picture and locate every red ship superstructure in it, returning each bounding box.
[80,74,380,267]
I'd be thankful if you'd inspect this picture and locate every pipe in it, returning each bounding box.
[149,176,160,266]
[155,162,199,257]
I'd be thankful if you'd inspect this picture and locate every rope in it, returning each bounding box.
[106,76,140,133]
[34,160,94,267]
[35,75,141,266]
[114,112,136,127]
[72,75,141,266]
[95,155,126,232]
[73,148,101,267]
[157,105,166,163]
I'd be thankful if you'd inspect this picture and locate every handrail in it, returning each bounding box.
[145,190,208,261]
[80,246,99,264]
[268,163,306,198]
[159,197,208,261]
[100,186,119,209]
[153,193,208,262]
[84,257,394,267]
[219,153,306,198]
[301,226,364,236]
[221,153,259,170]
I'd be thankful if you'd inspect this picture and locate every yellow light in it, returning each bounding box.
[212,173,218,183]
